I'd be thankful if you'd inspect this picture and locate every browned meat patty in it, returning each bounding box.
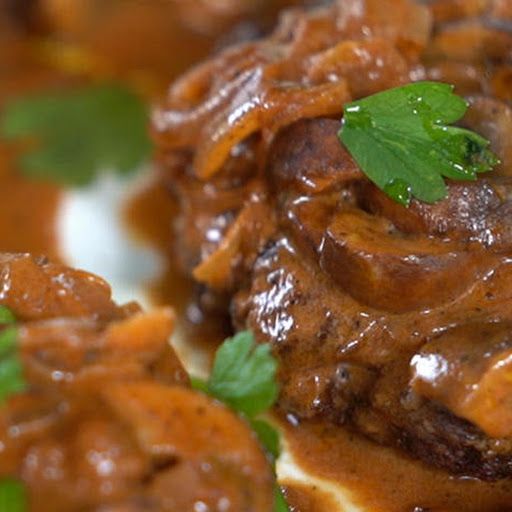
[153,0,512,479]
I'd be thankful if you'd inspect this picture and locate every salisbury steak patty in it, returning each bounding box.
[233,117,512,479]
[153,0,512,479]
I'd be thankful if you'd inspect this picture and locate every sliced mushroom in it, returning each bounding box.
[319,209,493,312]
[193,199,276,291]
[267,118,362,195]
[411,322,512,438]
[359,178,512,251]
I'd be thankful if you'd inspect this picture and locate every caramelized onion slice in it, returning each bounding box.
[335,0,432,53]
[427,21,512,62]
[426,0,488,23]
[194,79,350,180]
[19,308,187,390]
[308,39,410,98]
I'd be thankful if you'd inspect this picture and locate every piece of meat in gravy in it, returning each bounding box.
[153,0,512,479]
[0,254,274,511]
[236,117,512,480]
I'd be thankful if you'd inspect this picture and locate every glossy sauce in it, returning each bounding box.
[124,162,512,512]
[123,179,231,364]
[282,482,340,512]
[282,418,512,512]
[0,145,60,260]
[3,2,512,511]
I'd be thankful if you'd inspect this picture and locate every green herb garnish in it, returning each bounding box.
[338,81,499,206]
[0,306,25,403]
[0,479,26,512]
[1,83,152,186]
[250,418,281,462]
[274,485,290,512]
[192,330,288,511]
[208,331,278,417]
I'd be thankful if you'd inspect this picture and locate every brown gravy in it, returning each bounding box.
[282,418,512,512]
[123,179,231,361]
[3,3,512,511]
[0,145,60,260]
[283,482,340,512]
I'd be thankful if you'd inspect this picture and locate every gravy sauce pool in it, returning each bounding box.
[282,418,512,512]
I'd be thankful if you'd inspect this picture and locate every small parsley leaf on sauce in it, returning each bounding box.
[0,306,16,325]
[192,331,288,511]
[1,83,152,186]
[0,306,25,403]
[0,478,26,512]
[338,81,499,206]
[208,330,279,417]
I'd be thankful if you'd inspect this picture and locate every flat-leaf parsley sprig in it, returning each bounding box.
[338,81,499,206]
[192,331,288,511]
[1,83,152,186]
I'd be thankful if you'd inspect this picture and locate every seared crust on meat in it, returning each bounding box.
[154,0,512,479]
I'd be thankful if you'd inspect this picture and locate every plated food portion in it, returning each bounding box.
[0,254,276,511]
[151,0,512,502]
[1,0,512,511]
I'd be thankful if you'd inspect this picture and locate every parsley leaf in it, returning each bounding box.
[191,331,282,457]
[208,331,279,417]
[339,81,499,206]
[189,376,209,394]
[274,486,289,512]
[0,479,26,512]
[1,83,152,186]
[192,331,289,512]
[250,418,281,462]
[0,306,25,403]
